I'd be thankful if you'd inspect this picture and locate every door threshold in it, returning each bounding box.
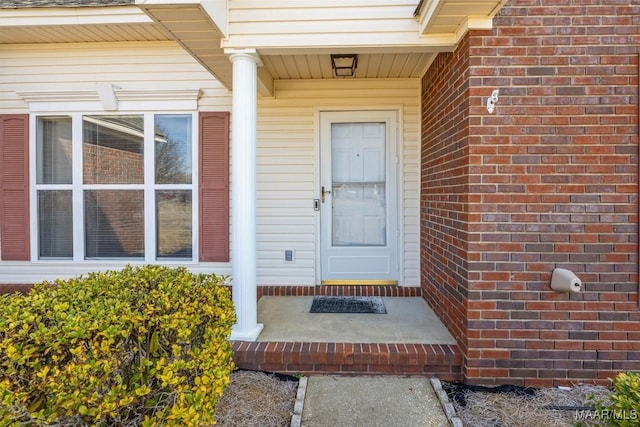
[321,280,398,286]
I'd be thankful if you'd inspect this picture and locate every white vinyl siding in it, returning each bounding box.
[225,0,428,50]
[256,79,421,286]
[402,112,422,286]
[0,42,420,286]
[0,42,230,114]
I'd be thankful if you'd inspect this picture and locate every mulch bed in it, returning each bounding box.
[215,370,299,426]
[443,381,611,427]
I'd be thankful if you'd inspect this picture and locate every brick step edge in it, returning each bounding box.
[232,341,462,381]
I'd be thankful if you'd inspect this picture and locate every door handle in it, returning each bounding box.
[321,186,331,203]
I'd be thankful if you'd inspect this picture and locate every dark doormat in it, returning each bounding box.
[310,296,387,314]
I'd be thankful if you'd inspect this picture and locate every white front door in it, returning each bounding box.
[319,111,398,284]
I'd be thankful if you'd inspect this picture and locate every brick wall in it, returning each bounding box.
[421,0,640,386]
[421,36,472,358]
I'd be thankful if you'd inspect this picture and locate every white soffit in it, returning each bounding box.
[261,52,438,80]
[0,6,170,44]
[136,1,237,92]
[0,6,152,26]
[416,0,507,39]
[136,0,227,36]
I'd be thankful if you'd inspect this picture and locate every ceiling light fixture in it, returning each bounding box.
[330,54,358,77]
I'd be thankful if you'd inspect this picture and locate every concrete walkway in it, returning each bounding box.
[295,376,453,427]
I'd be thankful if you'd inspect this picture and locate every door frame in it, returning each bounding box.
[315,109,401,284]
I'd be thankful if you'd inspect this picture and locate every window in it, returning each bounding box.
[35,113,195,261]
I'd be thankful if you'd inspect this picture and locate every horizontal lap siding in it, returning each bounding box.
[0,42,420,286]
[256,106,316,284]
[256,79,420,285]
[0,42,230,114]
[402,107,421,285]
[227,0,420,48]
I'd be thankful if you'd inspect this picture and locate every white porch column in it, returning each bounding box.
[226,49,264,341]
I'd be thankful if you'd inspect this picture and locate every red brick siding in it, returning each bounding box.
[257,285,422,298]
[232,341,462,379]
[421,0,640,386]
[421,36,472,359]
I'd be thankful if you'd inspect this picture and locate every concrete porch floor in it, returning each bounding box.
[232,294,463,379]
[256,296,457,344]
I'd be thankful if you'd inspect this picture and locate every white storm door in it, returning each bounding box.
[319,111,398,283]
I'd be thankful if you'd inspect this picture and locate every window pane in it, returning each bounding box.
[37,116,72,184]
[155,114,192,184]
[84,190,144,259]
[83,115,144,184]
[331,122,387,247]
[156,190,192,259]
[38,190,73,258]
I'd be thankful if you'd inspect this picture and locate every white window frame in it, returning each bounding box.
[30,111,199,264]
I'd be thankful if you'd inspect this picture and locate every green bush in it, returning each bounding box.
[0,265,236,426]
[594,371,640,427]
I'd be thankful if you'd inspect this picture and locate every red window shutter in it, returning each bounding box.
[0,115,30,261]
[199,112,230,262]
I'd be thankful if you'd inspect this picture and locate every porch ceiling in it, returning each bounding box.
[1,0,505,94]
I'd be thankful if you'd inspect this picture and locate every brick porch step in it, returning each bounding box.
[232,341,462,380]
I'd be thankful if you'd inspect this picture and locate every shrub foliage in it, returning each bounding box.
[594,371,640,427]
[0,265,236,426]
